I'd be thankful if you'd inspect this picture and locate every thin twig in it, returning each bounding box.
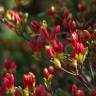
[77,74,91,91]
[89,64,95,85]
[60,67,77,76]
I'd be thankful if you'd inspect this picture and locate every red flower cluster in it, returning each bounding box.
[43,66,54,80]
[72,42,85,59]
[72,84,85,96]
[7,10,21,24]
[0,73,14,95]
[45,40,64,57]
[4,59,16,73]
[23,72,35,89]
[33,84,47,96]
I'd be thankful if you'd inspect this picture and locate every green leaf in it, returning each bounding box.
[18,86,23,94]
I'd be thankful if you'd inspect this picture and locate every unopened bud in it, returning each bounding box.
[51,58,61,68]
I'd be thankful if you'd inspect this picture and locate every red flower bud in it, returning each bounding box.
[3,73,14,89]
[51,25,61,40]
[45,45,56,57]
[53,40,60,52]
[71,32,78,46]
[62,10,69,19]
[78,43,85,54]
[4,59,16,73]
[76,90,84,96]
[14,87,20,96]
[29,39,42,52]
[48,6,55,16]
[78,2,86,11]
[43,68,50,79]
[33,84,47,96]
[2,18,14,29]
[72,49,77,59]
[41,28,50,41]
[68,20,76,32]
[31,20,40,33]
[23,72,35,88]
[36,38,43,51]
[53,40,64,52]
[72,84,78,95]
[58,41,64,52]
[7,10,21,24]
[75,42,85,54]
[84,30,91,40]
[48,66,54,74]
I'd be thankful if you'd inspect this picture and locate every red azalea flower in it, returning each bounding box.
[53,40,60,52]
[29,38,43,52]
[75,42,85,54]
[34,84,47,96]
[41,28,50,41]
[84,30,91,40]
[51,25,61,40]
[23,72,35,88]
[2,18,14,29]
[71,32,78,46]
[68,20,77,32]
[76,90,85,96]
[43,68,50,79]
[53,40,64,52]
[45,45,56,57]
[4,59,16,73]
[48,6,55,16]
[72,49,77,59]
[3,73,14,89]
[14,87,21,96]
[72,84,78,95]
[31,20,40,33]
[7,10,21,24]
[48,66,54,74]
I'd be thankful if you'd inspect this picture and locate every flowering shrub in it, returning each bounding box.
[0,0,96,96]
